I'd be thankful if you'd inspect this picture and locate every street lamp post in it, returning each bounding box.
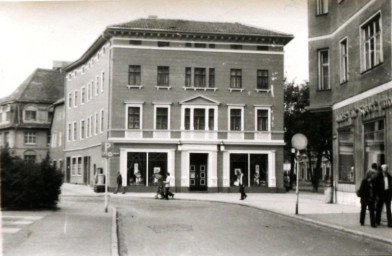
[291,133,308,215]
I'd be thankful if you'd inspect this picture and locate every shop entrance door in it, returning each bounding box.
[189,153,208,191]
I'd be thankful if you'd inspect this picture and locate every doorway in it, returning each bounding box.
[189,153,208,191]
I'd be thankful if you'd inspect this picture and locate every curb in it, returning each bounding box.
[171,197,392,246]
[110,206,119,256]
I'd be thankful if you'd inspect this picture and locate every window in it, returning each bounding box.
[129,40,142,45]
[101,71,105,92]
[195,43,207,48]
[230,109,242,131]
[90,82,94,99]
[257,70,269,89]
[86,83,90,101]
[361,13,382,71]
[158,41,170,47]
[74,91,78,107]
[24,132,36,144]
[209,68,215,88]
[128,107,140,129]
[72,158,77,175]
[185,68,192,87]
[100,110,104,133]
[24,151,36,163]
[193,109,205,130]
[87,117,90,137]
[25,110,37,122]
[73,122,77,141]
[208,44,215,48]
[96,76,100,95]
[316,0,328,15]
[230,69,242,88]
[81,87,85,104]
[67,123,72,141]
[68,93,72,108]
[194,68,206,87]
[95,113,98,135]
[230,45,242,49]
[81,120,85,139]
[338,127,354,183]
[340,39,348,83]
[184,109,190,130]
[129,65,141,85]
[364,119,385,171]
[208,109,214,130]
[318,50,330,90]
[77,157,82,175]
[156,108,168,130]
[157,66,169,86]
[185,43,192,47]
[47,133,51,146]
[256,109,269,131]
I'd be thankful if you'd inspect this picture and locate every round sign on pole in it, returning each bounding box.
[291,133,308,150]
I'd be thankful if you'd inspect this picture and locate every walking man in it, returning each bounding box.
[375,164,392,227]
[114,171,125,194]
[238,169,247,200]
[358,171,377,227]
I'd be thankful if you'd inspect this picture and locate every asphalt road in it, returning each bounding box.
[115,197,392,256]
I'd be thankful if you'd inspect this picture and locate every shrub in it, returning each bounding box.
[1,148,63,210]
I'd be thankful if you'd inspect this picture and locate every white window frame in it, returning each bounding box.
[316,0,328,15]
[73,121,77,141]
[360,11,383,72]
[24,132,37,145]
[100,109,104,133]
[91,81,95,98]
[81,86,85,104]
[86,116,90,138]
[180,105,218,131]
[254,107,271,132]
[125,103,143,130]
[96,76,100,96]
[23,106,38,123]
[68,93,73,108]
[74,90,78,107]
[339,37,349,83]
[95,112,99,135]
[89,115,92,137]
[101,71,105,92]
[154,104,171,130]
[67,123,72,141]
[318,49,330,90]
[228,106,244,131]
[80,120,85,140]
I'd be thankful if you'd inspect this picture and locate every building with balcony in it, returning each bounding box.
[0,67,65,162]
[308,0,392,205]
[63,17,293,192]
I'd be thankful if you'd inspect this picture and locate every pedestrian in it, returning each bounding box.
[114,171,125,194]
[152,173,164,199]
[284,172,290,192]
[357,171,377,227]
[238,170,247,200]
[163,172,174,200]
[375,164,392,227]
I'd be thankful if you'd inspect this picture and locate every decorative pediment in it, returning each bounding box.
[179,95,220,105]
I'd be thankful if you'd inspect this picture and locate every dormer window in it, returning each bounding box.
[25,110,37,121]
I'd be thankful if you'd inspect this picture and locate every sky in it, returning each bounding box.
[0,0,308,98]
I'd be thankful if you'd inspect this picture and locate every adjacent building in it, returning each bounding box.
[49,98,66,178]
[0,67,65,162]
[63,17,293,192]
[308,0,392,205]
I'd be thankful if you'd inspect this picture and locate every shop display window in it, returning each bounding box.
[338,127,354,183]
[364,119,385,172]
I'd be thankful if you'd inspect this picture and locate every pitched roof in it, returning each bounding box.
[109,18,292,38]
[0,69,65,104]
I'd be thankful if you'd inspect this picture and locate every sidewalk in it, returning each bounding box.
[65,183,392,245]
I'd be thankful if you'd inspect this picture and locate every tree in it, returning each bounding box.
[284,81,332,192]
[1,148,63,210]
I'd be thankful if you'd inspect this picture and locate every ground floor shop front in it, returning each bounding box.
[334,85,392,205]
[104,143,284,193]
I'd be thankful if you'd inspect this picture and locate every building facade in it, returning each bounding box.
[49,98,66,179]
[0,68,64,163]
[63,18,293,192]
[308,0,392,205]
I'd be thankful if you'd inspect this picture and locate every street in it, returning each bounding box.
[115,197,392,256]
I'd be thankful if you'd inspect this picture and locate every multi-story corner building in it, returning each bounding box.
[49,98,65,178]
[63,17,293,192]
[0,67,64,162]
[308,0,392,205]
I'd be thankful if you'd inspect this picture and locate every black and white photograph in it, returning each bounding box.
[1,0,392,255]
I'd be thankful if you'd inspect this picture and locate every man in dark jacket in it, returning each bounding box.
[114,171,125,194]
[358,171,377,227]
[375,164,392,227]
